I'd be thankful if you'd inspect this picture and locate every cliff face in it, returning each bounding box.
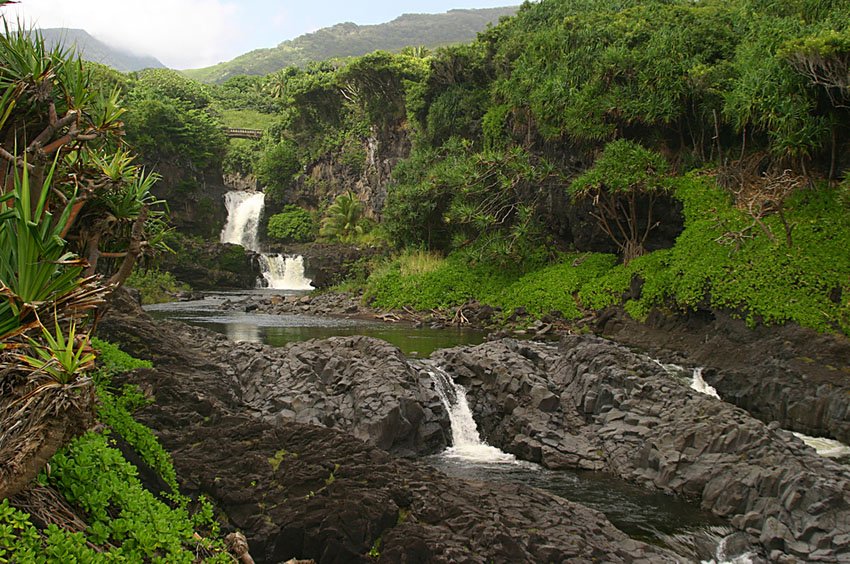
[150,164,245,241]
[277,125,411,221]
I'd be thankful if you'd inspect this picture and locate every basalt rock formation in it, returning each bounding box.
[433,336,850,562]
[99,296,676,563]
[596,307,850,444]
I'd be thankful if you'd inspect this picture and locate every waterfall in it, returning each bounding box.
[428,365,515,463]
[690,367,720,399]
[686,366,850,460]
[221,191,264,251]
[220,191,314,290]
[258,254,314,290]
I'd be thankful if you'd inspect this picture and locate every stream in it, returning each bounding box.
[147,289,738,558]
[146,189,759,560]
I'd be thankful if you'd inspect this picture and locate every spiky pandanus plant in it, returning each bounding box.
[0,19,168,500]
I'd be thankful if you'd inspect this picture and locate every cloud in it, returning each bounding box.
[8,0,243,69]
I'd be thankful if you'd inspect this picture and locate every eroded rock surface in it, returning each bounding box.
[223,336,450,456]
[597,307,850,444]
[433,336,850,562]
[101,300,675,563]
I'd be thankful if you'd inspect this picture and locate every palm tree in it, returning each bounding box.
[320,191,365,243]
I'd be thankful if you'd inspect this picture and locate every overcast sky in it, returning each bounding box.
[6,0,515,69]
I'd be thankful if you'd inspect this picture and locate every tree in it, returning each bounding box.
[570,140,670,264]
[0,22,167,499]
[320,191,365,242]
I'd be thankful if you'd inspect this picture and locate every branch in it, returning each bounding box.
[0,146,34,171]
[107,207,148,288]
[28,110,78,150]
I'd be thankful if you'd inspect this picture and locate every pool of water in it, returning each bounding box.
[145,291,487,357]
[428,455,722,541]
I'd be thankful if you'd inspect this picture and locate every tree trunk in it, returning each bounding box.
[0,382,95,500]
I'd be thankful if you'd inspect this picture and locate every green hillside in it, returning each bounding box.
[182,7,517,83]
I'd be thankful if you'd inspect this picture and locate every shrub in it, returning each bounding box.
[267,205,316,243]
[126,268,190,305]
[255,140,301,196]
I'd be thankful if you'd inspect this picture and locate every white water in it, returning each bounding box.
[683,365,850,460]
[258,254,314,290]
[220,191,314,290]
[690,367,720,399]
[221,191,264,251]
[428,366,516,463]
[792,432,850,459]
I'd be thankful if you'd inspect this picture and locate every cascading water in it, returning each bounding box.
[257,254,314,290]
[220,190,314,290]
[427,365,516,463]
[690,367,720,399]
[686,366,850,460]
[221,191,264,251]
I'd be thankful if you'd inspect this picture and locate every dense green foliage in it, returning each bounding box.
[124,69,227,171]
[255,140,301,200]
[0,340,228,562]
[368,176,850,333]
[182,7,517,83]
[126,268,190,304]
[267,205,316,243]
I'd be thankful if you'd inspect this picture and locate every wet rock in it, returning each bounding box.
[433,336,850,562]
[101,306,676,564]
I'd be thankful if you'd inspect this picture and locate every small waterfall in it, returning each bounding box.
[686,366,850,461]
[258,254,313,290]
[220,191,314,290]
[690,367,720,399]
[792,432,850,459]
[428,365,515,463]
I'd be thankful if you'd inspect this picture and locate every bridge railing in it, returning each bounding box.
[222,127,263,140]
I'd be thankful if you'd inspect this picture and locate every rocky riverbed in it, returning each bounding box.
[102,290,850,562]
[209,290,850,446]
[100,293,678,563]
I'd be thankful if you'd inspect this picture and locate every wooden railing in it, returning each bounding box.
[222,128,263,140]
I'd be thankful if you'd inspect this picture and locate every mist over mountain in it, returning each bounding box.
[183,6,517,83]
[40,28,164,72]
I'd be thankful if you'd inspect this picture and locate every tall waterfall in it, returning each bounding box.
[222,191,264,251]
[428,365,516,463]
[220,191,314,290]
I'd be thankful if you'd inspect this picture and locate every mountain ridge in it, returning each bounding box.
[182,6,518,83]
[39,28,164,72]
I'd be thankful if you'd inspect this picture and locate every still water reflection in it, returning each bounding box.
[145,292,487,357]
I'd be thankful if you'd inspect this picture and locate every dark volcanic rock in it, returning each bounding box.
[433,336,850,562]
[222,336,451,456]
[596,307,850,444]
[101,300,448,457]
[101,302,675,564]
